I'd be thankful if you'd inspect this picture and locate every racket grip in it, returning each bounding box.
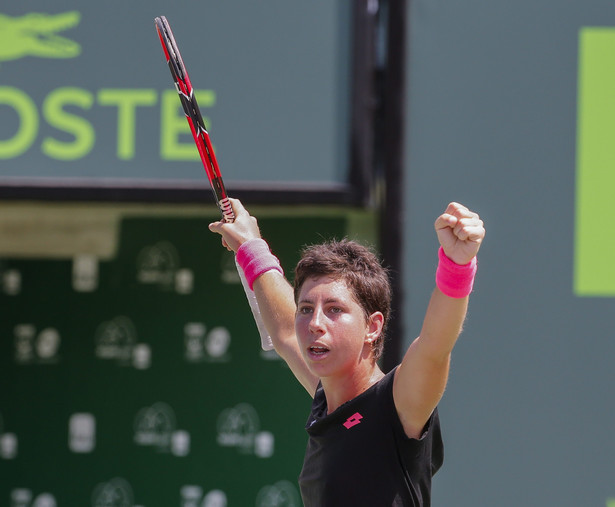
[235,257,274,351]
[219,197,235,223]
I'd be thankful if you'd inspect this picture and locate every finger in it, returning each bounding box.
[210,198,249,231]
[453,217,482,230]
[453,227,475,242]
[453,220,485,241]
[434,213,458,232]
[228,198,249,219]
[445,202,466,216]
[208,220,224,234]
[446,202,479,220]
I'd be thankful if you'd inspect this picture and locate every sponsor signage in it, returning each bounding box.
[0,3,351,188]
[575,27,615,296]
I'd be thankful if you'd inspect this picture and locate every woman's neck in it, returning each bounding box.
[321,364,385,414]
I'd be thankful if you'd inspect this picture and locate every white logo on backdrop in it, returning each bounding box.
[94,316,151,369]
[68,413,96,453]
[255,480,301,507]
[91,477,143,507]
[175,268,194,294]
[0,413,18,460]
[180,486,227,507]
[2,268,22,295]
[0,432,18,459]
[14,324,61,364]
[136,241,194,294]
[72,254,99,292]
[184,322,231,363]
[10,489,57,507]
[216,403,274,458]
[133,402,190,456]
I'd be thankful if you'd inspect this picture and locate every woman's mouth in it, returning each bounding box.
[308,345,330,359]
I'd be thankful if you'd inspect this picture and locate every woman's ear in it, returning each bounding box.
[365,311,384,344]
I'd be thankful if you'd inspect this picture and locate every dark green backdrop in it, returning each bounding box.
[0,204,376,506]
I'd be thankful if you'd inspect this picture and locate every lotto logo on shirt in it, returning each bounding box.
[343,412,363,429]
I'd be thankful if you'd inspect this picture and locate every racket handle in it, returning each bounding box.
[235,257,274,351]
[219,197,235,223]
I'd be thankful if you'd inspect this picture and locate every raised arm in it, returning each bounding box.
[208,199,319,395]
[393,202,485,439]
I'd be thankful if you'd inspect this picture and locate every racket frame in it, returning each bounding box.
[154,16,234,223]
[154,16,274,351]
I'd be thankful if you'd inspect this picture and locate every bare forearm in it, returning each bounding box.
[253,271,319,394]
[207,198,318,394]
[252,271,296,345]
[393,203,483,437]
[417,288,469,360]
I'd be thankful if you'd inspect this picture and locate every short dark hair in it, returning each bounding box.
[293,239,391,361]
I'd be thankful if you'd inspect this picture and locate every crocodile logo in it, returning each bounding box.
[0,11,81,63]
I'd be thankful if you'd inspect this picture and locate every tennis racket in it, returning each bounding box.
[154,15,274,351]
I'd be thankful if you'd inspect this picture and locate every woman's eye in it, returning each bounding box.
[298,306,312,314]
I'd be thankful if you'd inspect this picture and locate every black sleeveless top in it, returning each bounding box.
[299,367,444,506]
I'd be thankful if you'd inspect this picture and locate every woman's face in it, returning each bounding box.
[295,276,378,379]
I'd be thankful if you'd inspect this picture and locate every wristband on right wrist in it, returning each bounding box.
[236,238,284,290]
[435,247,477,298]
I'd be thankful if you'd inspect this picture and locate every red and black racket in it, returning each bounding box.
[154,15,234,223]
[154,16,274,351]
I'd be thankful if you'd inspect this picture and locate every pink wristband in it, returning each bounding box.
[236,239,284,290]
[435,247,477,298]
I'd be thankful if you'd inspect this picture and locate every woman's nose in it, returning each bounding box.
[308,308,324,333]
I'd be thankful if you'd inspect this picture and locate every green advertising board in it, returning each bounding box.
[574,27,615,296]
[0,2,351,189]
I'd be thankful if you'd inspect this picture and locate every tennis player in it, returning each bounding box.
[209,198,485,506]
